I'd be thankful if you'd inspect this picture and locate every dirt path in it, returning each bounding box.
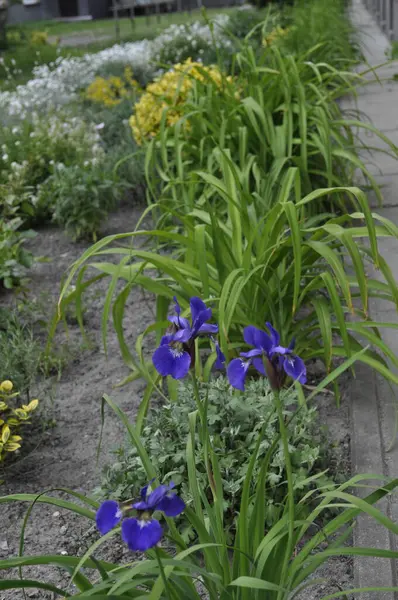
[0,204,155,598]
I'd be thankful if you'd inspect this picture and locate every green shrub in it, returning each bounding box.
[0,218,34,289]
[281,0,359,64]
[97,376,333,537]
[0,113,105,224]
[48,163,120,240]
[226,6,269,41]
[80,97,136,149]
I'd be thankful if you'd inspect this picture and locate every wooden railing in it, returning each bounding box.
[363,0,398,40]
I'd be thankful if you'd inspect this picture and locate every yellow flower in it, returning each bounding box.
[0,380,13,392]
[30,31,49,46]
[85,69,140,108]
[130,58,234,145]
[262,26,290,47]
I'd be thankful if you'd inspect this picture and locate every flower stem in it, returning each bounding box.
[273,389,295,598]
[155,546,174,600]
[190,372,217,499]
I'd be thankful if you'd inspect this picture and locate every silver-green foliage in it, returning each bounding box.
[97,377,331,532]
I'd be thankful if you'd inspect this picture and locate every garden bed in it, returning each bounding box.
[0,205,353,599]
[1,1,398,597]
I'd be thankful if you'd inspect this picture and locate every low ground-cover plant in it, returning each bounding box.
[98,376,333,539]
[0,379,38,462]
[0,307,42,395]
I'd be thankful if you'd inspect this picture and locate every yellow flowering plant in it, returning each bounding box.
[262,26,291,47]
[30,31,50,46]
[85,66,141,108]
[0,379,38,462]
[130,58,234,145]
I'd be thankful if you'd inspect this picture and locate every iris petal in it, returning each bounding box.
[96,500,122,535]
[243,325,261,347]
[168,315,191,330]
[132,500,149,511]
[243,326,273,353]
[173,296,181,315]
[157,493,185,517]
[227,358,250,391]
[252,356,266,376]
[146,485,168,509]
[152,345,191,379]
[283,355,306,383]
[191,308,212,337]
[172,327,192,344]
[240,348,262,358]
[271,344,289,356]
[122,518,163,552]
[189,297,208,323]
[254,330,273,353]
[214,342,225,370]
[197,323,219,335]
[266,322,280,346]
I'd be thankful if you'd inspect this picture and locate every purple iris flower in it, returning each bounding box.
[152,296,219,380]
[95,482,185,552]
[227,322,306,391]
[212,338,225,370]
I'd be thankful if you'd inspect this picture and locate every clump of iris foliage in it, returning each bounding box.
[1,295,397,597]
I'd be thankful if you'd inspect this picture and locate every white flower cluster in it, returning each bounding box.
[0,15,231,122]
[151,14,233,63]
[0,40,152,120]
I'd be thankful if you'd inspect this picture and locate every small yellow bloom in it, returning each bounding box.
[0,380,13,392]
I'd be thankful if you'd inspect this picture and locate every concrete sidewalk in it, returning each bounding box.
[346,1,398,597]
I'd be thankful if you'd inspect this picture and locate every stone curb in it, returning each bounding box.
[349,1,398,597]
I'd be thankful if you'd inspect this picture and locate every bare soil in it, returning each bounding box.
[0,205,354,599]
